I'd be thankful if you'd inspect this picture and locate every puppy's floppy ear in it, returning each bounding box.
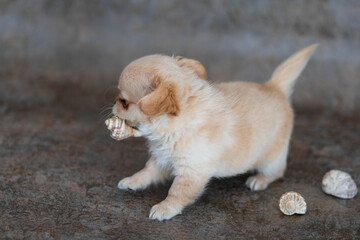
[175,56,207,80]
[138,75,180,117]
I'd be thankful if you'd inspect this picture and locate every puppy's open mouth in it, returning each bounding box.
[111,113,139,130]
[125,120,139,130]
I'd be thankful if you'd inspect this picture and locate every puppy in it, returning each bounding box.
[112,45,317,221]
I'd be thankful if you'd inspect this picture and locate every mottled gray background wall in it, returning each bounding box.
[1,0,359,114]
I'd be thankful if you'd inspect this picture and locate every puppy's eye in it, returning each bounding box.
[119,98,129,108]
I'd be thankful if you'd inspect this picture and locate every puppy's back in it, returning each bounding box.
[213,81,293,174]
[215,81,292,123]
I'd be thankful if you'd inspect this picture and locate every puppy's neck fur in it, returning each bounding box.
[139,79,234,170]
[139,78,230,140]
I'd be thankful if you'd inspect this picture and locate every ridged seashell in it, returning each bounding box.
[322,170,358,199]
[279,191,307,216]
[105,116,140,141]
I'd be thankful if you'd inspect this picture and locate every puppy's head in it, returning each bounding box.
[112,55,207,128]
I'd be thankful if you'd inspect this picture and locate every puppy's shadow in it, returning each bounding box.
[133,173,252,201]
[125,180,173,203]
[123,172,266,209]
[201,173,252,201]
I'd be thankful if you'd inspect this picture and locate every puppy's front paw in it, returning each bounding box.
[117,177,143,191]
[149,200,182,221]
[246,174,269,191]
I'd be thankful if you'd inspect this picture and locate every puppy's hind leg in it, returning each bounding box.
[246,139,289,191]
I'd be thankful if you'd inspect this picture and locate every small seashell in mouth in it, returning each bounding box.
[105,116,142,140]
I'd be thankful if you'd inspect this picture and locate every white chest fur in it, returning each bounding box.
[139,124,180,169]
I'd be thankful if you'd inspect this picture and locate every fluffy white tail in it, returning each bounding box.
[266,44,318,97]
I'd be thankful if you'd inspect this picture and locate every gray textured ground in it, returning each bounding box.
[0,84,359,239]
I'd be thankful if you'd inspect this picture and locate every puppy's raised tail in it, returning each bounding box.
[265,44,318,98]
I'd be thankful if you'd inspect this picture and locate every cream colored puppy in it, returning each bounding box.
[112,45,317,221]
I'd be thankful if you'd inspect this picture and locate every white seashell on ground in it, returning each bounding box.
[279,191,307,216]
[105,116,141,141]
[322,169,358,199]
